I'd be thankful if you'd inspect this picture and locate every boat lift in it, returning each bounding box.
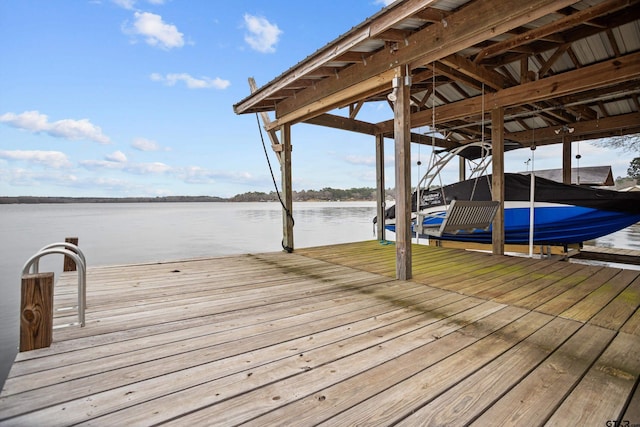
[413,141,499,238]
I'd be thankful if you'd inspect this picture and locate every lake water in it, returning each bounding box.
[0,201,378,389]
[1,202,638,389]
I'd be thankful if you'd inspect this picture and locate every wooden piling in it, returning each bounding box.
[20,272,54,352]
[64,237,78,271]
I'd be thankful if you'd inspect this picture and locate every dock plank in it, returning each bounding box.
[3,280,433,396]
[398,316,580,426]
[545,331,640,425]
[1,241,638,426]
[589,275,640,331]
[253,309,549,427]
[560,269,640,323]
[468,324,616,426]
[536,267,622,316]
[12,296,490,426]
[141,301,508,426]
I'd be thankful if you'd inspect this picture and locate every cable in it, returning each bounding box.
[255,113,294,253]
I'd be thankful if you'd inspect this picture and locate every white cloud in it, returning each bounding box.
[78,154,255,186]
[345,155,376,166]
[0,150,73,168]
[112,0,166,10]
[1,168,81,187]
[124,12,184,50]
[106,150,128,162]
[131,137,165,151]
[126,162,172,174]
[243,14,282,53]
[176,166,255,184]
[150,72,230,89]
[80,158,172,175]
[79,159,124,170]
[375,0,396,6]
[113,0,136,9]
[0,110,111,144]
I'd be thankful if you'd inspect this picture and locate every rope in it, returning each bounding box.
[431,64,446,203]
[576,140,581,185]
[255,114,294,253]
[470,82,485,200]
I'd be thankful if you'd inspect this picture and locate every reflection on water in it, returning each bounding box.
[574,222,640,271]
[0,201,378,389]
[0,202,380,332]
[588,222,640,250]
[0,203,637,390]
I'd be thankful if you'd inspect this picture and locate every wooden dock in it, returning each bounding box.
[1,241,639,426]
[575,245,640,266]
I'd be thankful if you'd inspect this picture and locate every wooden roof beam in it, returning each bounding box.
[413,7,450,23]
[304,113,380,135]
[374,28,414,43]
[377,51,640,133]
[508,112,640,146]
[478,4,640,69]
[381,131,458,149]
[269,0,581,127]
[473,0,632,63]
[234,0,443,115]
[348,100,364,119]
[429,62,485,92]
[333,51,369,63]
[326,89,459,146]
[305,67,341,78]
[438,54,514,90]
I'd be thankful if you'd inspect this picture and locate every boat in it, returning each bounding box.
[378,142,640,246]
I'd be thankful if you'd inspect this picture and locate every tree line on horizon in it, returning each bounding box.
[0,187,390,204]
[229,187,386,202]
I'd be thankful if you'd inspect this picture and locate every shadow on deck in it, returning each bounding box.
[1,241,639,426]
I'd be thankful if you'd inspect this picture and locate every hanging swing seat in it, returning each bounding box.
[416,200,500,237]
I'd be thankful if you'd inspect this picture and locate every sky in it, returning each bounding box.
[0,0,634,198]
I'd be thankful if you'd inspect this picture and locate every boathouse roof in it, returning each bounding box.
[234,0,640,150]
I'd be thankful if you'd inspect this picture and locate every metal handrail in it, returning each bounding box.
[30,242,87,275]
[21,243,86,327]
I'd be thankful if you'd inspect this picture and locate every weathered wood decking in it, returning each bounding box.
[1,241,639,426]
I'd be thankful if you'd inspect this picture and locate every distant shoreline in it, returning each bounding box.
[0,195,379,204]
[0,188,382,204]
[0,196,228,204]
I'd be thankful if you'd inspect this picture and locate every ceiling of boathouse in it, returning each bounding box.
[233,0,640,151]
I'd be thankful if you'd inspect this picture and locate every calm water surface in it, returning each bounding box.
[0,201,378,388]
[1,202,638,389]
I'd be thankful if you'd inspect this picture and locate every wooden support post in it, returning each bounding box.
[562,137,572,184]
[376,133,386,241]
[491,107,505,255]
[394,67,412,280]
[281,123,294,252]
[63,237,78,272]
[248,78,283,165]
[20,272,54,352]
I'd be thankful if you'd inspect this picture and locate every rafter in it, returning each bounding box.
[304,113,379,135]
[234,0,446,115]
[413,7,450,23]
[374,28,413,43]
[473,0,632,63]
[507,112,640,146]
[267,0,581,128]
[438,54,513,90]
[348,100,364,119]
[377,52,640,133]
